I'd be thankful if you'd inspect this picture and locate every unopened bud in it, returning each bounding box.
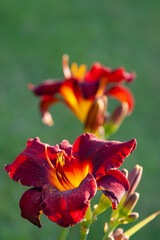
[127,165,143,196]
[84,96,107,134]
[127,212,139,222]
[112,228,129,240]
[110,102,128,127]
[104,102,128,137]
[121,192,139,216]
[113,228,123,237]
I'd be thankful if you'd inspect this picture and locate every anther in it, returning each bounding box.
[45,145,55,170]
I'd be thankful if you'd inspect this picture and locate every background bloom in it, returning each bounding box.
[29,55,136,137]
[5,133,136,228]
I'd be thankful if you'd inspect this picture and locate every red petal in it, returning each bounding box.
[97,169,129,209]
[60,78,82,103]
[85,63,135,84]
[80,81,100,99]
[41,173,97,227]
[30,79,62,96]
[72,133,137,179]
[59,140,72,156]
[107,68,136,83]
[106,85,135,114]
[4,137,62,187]
[59,78,94,122]
[40,95,60,126]
[19,188,43,228]
[85,62,111,82]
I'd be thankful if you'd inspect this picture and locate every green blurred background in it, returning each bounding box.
[0,0,160,239]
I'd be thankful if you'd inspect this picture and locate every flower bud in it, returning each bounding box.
[112,228,129,240]
[127,165,143,196]
[104,102,128,137]
[121,193,139,216]
[127,212,139,222]
[84,96,107,135]
[110,102,128,127]
[113,228,123,237]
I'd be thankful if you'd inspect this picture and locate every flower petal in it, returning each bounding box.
[41,173,97,227]
[19,188,43,228]
[80,81,100,99]
[72,133,137,178]
[60,78,82,104]
[85,63,135,83]
[107,68,136,83]
[97,169,129,209]
[85,62,110,82]
[59,140,72,156]
[60,78,93,122]
[106,85,135,114]
[40,95,60,126]
[4,137,62,187]
[29,79,62,96]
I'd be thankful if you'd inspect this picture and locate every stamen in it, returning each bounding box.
[71,63,87,81]
[75,64,87,80]
[45,145,75,190]
[71,62,78,76]
[56,152,65,168]
[45,145,55,170]
[62,54,71,79]
[56,151,75,189]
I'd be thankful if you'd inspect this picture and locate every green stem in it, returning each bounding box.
[102,221,119,240]
[80,226,89,240]
[58,227,71,240]
[80,206,92,240]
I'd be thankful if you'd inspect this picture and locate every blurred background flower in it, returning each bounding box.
[29,54,135,139]
[1,0,160,239]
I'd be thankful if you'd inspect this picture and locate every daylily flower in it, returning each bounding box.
[5,133,136,228]
[29,55,136,137]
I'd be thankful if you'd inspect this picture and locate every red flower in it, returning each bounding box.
[5,134,136,228]
[29,55,135,136]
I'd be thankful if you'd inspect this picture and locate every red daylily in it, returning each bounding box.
[29,55,136,137]
[5,133,136,228]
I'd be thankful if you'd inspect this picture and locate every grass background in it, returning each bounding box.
[0,0,160,239]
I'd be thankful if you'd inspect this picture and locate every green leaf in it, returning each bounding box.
[124,211,160,237]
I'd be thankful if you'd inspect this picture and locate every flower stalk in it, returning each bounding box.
[80,206,93,240]
[58,227,71,240]
[102,218,120,240]
[93,194,111,219]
